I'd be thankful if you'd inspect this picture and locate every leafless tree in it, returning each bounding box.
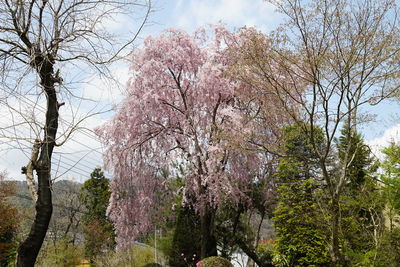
[0,0,151,266]
[45,180,84,265]
[231,0,400,264]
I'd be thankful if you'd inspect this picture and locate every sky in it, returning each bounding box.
[1,0,400,182]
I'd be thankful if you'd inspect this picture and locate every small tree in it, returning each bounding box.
[380,143,400,231]
[273,124,330,266]
[169,207,201,267]
[38,180,84,266]
[336,127,383,263]
[376,144,400,264]
[80,168,115,262]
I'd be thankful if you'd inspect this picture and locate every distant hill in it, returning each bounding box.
[9,179,84,239]
[10,180,83,210]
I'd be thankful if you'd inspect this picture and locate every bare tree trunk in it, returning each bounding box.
[23,139,41,203]
[17,59,59,267]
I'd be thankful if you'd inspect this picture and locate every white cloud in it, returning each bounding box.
[367,124,400,160]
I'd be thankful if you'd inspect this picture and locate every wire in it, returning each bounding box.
[0,92,109,179]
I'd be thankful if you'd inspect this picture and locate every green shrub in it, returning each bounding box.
[374,228,400,266]
[272,253,289,267]
[95,245,158,267]
[256,238,275,265]
[36,240,85,267]
[197,256,232,267]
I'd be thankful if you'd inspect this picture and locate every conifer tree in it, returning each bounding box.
[337,126,383,263]
[273,124,330,266]
[80,168,115,262]
[375,144,400,264]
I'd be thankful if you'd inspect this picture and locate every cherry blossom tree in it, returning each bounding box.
[97,27,289,258]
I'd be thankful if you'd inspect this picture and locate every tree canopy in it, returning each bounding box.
[96,27,294,257]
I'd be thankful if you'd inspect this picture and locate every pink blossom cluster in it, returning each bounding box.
[97,26,293,247]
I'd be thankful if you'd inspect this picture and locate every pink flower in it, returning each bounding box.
[180,253,184,257]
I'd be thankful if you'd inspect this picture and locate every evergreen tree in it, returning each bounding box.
[169,207,202,267]
[273,124,331,266]
[380,143,400,231]
[337,126,375,187]
[337,126,383,264]
[80,168,115,262]
[375,144,400,265]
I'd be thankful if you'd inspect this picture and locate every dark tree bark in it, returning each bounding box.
[17,56,60,267]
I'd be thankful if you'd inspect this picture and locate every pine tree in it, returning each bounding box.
[337,126,383,263]
[169,207,202,267]
[273,124,330,266]
[80,168,115,262]
[375,144,400,265]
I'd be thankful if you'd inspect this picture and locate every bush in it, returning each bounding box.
[256,238,275,265]
[0,178,19,266]
[197,256,232,267]
[94,245,157,267]
[36,241,85,267]
[374,228,400,266]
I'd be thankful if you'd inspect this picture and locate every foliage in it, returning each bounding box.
[381,144,400,229]
[255,239,275,265]
[80,168,115,261]
[273,124,330,266]
[0,172,19,267]
[374,228,400,266]
[94,244,157,267]
[36,239,85,267]
[335,127,384,263]
[169,207,201,267]
[375,143,400,266]
[197,256,233,267]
